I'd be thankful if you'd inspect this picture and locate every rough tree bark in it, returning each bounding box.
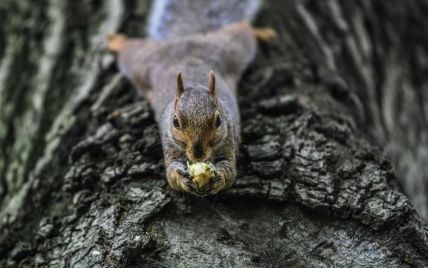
[1,0,428,267]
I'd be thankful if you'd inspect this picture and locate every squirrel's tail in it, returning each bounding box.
[147,0,261,40]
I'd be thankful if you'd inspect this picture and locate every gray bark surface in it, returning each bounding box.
[1,0,428,267]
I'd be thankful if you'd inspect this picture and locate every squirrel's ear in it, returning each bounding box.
[208,70,216,95]
[176,72,184,97]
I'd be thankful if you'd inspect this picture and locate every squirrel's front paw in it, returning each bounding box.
[168,164,205,195]
[177,173,200,194]
[201,174,227,195]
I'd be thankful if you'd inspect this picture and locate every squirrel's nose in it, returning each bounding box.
[192,144,204,160]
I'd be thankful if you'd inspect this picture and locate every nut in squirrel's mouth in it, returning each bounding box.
[187,161,218,189]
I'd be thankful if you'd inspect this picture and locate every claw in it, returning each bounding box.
[201,176,221,191]
[179,176,206,196]
[176,168,190,179]
[199,175,226,195]
[179,176,196,190]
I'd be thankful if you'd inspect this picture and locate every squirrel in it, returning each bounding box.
[106,2,276,196]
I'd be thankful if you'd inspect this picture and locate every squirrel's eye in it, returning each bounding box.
[173,115,180,129]
[215,115,222,128]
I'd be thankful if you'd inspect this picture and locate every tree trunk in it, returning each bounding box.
[1,0,428,267]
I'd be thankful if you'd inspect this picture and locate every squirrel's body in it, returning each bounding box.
[108,10,275,195]
[117,23,256,123]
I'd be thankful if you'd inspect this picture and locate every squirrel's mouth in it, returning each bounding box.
[186,142,211,162]
[187,154,208,162]
[186,148,211,162]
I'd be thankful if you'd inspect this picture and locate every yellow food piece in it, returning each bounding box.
[187,161,217,188]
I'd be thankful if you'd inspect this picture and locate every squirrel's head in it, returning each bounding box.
[171,71,225,162]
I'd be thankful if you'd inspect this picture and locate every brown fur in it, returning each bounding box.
[107,22,273,195]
